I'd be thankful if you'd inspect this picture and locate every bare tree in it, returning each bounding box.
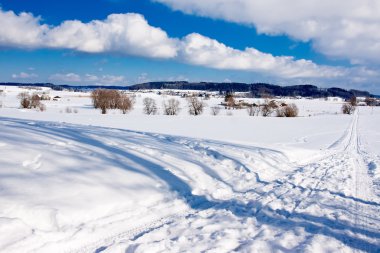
[261,99,277,117]
[91,89,122,114]
[225,95,235,108]
[247,105,260,116]
[18,92,31,109]
[187,96,205,115]
[17,92,45,110]
[163,98,180,115]
[143,97,158,115]
[30,94,41,108]
[349,96,357,106]
[118,94,133,114]
[210,106,221,116]
[342,103,355,114]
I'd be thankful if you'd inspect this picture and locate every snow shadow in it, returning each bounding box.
[1,117,379,252]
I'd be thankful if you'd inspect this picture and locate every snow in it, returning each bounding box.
[0,86,379,252]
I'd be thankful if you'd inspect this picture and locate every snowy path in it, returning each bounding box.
[0,111,379,252]
[94,112,380,252]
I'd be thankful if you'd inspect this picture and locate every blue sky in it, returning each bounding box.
[0,0,379,93]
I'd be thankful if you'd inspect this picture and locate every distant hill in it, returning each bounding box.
[0,81,372,99]
[129,81,372,99]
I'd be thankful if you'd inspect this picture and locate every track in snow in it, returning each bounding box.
[82,112,380,252]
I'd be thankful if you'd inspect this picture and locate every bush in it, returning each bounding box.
[91,89,133,114]
[261,99,277,117]
[18,92,44,110]
[118,94,133,114]
[187,96,205,115]
[210,106,221,116]
[276,103,299,117]
[30,94,41,108]
[349,96,357,106]
[247,105,260,116]
[91,89,120,114]
[18,92,31,108]
[163,98,180,115]
[342,103,355,114]
[225,94,235,108]
[143,97,158,115]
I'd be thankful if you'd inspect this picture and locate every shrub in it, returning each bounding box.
[163,98,180,115]
[284,103,299,117]
[18,92,44,110]
[349,96,357,106]
[18,92,31,108]
[118,94,133,114]
[187,96,205,115]
[275,107,285,117]
[143,97,158,115]
[30,94,41,108]
[210,106,221,116]
[225,94,235,108]
[247,105,260,116]
[276,103,298,117]
[261,99,277,117]
[91,89,120,114]
[342,103,355,114]
[91,89,133,114]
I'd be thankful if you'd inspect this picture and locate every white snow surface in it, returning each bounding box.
[0,87,379,252]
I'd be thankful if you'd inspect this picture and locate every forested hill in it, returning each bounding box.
[0,81,372,99]
[129,81,371,99]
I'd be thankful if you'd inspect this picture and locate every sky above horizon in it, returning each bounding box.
[0,0,380,94]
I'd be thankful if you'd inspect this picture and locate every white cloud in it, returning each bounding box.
[49,73,82,82]
[83,74,99,82]
[1,7,379,88]
[96,74,125,85]
[0,9,47,48]
[154,0,380,64]
[0,9,177,58]
[50,73,125,85]
[180,33,345,78]
[46,13,178,58]
[11,72,38,79]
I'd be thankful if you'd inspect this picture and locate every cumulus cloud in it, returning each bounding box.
[0,8,177,58]
[0,9,47,48]
[46,13,178,58]
[0,7,377,86]
[180,33,345,78]
[154,0,380,64]
[11,72,38,79]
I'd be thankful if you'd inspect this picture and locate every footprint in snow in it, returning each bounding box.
[22,154,42,170]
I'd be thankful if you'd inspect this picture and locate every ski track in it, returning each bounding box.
[69,111,380,253]
[1,110,379,252]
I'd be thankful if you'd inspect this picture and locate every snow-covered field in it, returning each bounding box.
[0,86,379,252]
